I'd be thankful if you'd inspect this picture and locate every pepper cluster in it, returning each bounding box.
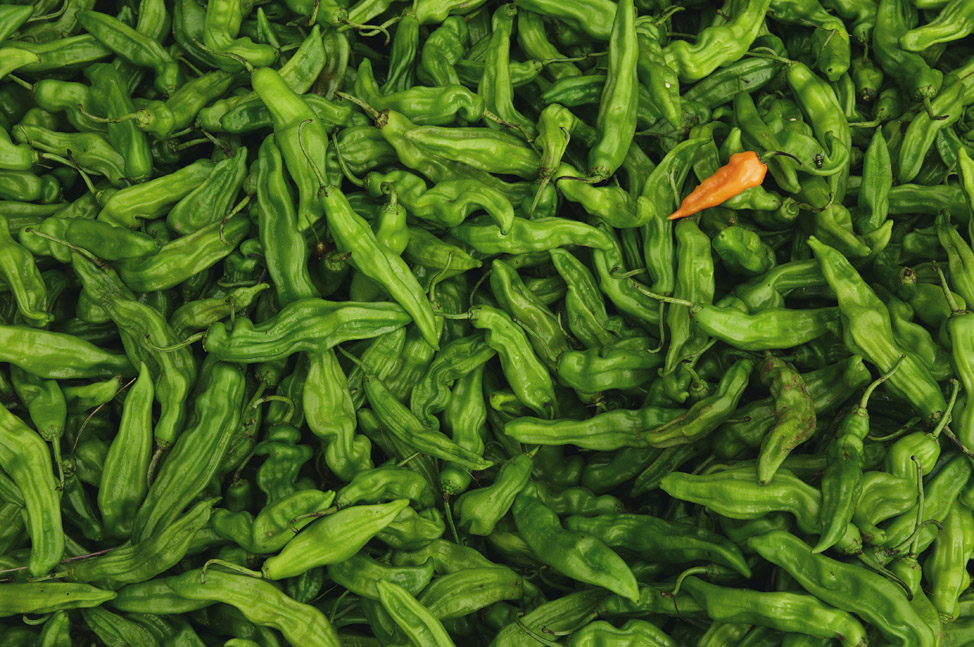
[0,0,974,644]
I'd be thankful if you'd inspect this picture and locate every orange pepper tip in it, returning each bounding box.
[667,208,690,221]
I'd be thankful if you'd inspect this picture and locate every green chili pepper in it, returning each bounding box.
[203,298,411,363]
[663,468,862,555]
[328,552,434,600]
[565,512,751,577]
[376,579,454,647]
[419,15,468,86]
[815,359,900,553]
[808,236,946,421]
[66,497,215,587]
[0,402,63,576]
[755,354,816,484]
[365,372,494,471]
[900,0,974,50]
[873,0,943,100]
[130,361,242,541]
[166,568,341,647]
[663,0,772,82]
[682,577,867,647]
[419,567,524,620]
[897,58,974,183]
[0,582,115,616]
[262,499,410,579]
[586,0,637,183]
[512,481,639,602]
[749,531,937,647]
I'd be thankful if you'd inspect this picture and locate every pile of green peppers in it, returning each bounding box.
[1,0,974,643]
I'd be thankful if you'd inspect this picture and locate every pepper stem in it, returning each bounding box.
[253,395,294,424]
[142,332,204,352]
[759,150,803,167]
[23,227,105,267]
[858,355,905,409]
[200,559,262,583]
[336,345,365,370]
[5,74,32,91]
[289,506,337,533]
[928,379,960,440]
[220,194,251,246]
[331,131,363,187]
[669,566,708,596]
[932,261,965,314]
[335,91,379,120]
[193,37,253,72]
[627,282,694,308]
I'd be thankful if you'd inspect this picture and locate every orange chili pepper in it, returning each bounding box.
[667,151,768,220]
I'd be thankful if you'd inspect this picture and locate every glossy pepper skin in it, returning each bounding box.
[468,304,557,419]
[261,499,410,580]
[564,512,751,577]
[512,482,639,602]
[97,361,152,539]
[202,298,412,363]
[662,467,862,555]
[72,253,196,449]
[130,362,243,542]
[165,568,341,647]
[872,0,943,100]
[808,236,946,421]
[748,531,937,647]
[0,582,115,617]
[756,355,816,485]
[663,0,772,82]
[323,181,440,349]
[680,577,867,647]
[815,362,897,553]
[587,0,637,183]
[0,402,63,577]
[0,214,50,327]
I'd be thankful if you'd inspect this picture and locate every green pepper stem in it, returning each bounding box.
[332,132,363,188]
[23,227,106,267]
[933,261,965,315]
[74,103,128,124]
[335,91,379,120]
[5,74,32,91]
[254,395,294,424]
[668,566,708,596]
[929,379,960,440]
[627,281,693,308]
[758,150,804,167]
[513,617,560,647]
[336,345,366,370]
[856,551,914,601]
[289,507,336,533]
[866,415,921,442]
[858,355,906,409]
[143,332,204,352]
[41,152,98,197]
[200,559,262,583]
[427,251,454,301]
[193,37,253,72]
[939,425,974,458]
[909,455,925,559]
[297,118,329,193]
[443,497,460,544]
[745,47,792,66]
